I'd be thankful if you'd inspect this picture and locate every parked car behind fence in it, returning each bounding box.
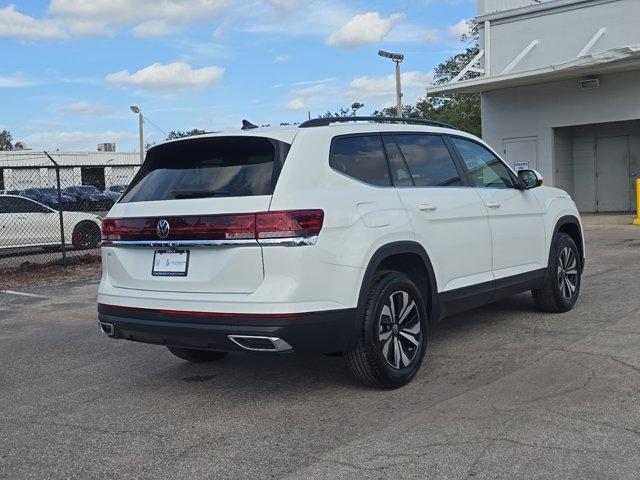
[64,186,115,211]
[20,188,76,211]
[0,151,140,268]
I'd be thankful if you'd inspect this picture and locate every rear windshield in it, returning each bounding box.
[120,136,290,203]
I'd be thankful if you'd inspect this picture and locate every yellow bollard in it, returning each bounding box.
[634,178,640,225]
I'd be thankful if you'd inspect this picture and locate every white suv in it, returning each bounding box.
[97,117,584,388]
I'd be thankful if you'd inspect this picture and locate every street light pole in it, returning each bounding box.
[394,60,403,117]
[130,106,144,163]
[378,50,405,117]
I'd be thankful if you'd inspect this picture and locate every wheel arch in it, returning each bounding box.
[355,242,440,329]
[552,215,584,271]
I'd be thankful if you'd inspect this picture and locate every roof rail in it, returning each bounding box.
[298,116,458,130]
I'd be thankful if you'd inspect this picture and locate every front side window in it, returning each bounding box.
[451,137,514,189]
[391,134,462,187]
[330,135,391,187]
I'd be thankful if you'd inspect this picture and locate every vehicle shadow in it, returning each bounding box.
[137,292,540,393]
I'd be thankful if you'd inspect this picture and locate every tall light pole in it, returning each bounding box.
[130,105,144,163]
[378,50,404,117]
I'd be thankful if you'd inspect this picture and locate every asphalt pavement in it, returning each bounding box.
[1,214,639,479]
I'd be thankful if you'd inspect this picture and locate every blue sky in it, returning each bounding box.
[0,0,475,152]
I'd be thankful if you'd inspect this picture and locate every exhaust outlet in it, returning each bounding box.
[228,335,293,352]
[98,322,115,337]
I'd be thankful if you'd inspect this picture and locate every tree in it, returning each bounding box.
[374,21,482,137]
[0,130,13,151]
[165,129,207,141]
[320,107,352,118]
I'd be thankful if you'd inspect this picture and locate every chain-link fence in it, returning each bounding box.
[0,150,140,270]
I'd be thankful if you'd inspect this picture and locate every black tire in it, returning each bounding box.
[346,271,428,389]
[532,232,582,313]
[167,346,228,363]
[71,221,101,249]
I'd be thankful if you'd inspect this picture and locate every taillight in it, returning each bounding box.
[102,210,323,242]
[255,210,324,238]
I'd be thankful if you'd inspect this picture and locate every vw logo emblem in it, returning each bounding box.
[156,219,170,239]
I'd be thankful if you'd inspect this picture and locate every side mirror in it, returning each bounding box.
[517,169,543,189]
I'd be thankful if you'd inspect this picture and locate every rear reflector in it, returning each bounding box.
[102,210,323,242]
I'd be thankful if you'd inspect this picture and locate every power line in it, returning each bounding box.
[142,115,168,137]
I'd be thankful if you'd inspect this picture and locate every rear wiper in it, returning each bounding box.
[171,189,229,199]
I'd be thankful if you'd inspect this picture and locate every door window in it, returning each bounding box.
[451,137,514,189]
[2,197,51,213]
[382,138,413,187]
[330,135,391,186]
[390,134,462,187]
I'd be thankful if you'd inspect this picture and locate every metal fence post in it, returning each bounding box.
[44,151,67,267]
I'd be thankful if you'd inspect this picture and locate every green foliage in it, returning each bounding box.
[165,129,207,141]
[0,130,13,151]
[320,107,352,118]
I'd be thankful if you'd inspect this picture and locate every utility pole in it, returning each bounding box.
[130,106,144,163]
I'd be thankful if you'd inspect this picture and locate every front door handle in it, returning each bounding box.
[486,202,501,209]
[418,204,437,212]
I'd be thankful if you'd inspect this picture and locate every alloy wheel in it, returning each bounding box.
[557,246,578,300]
[378,290,422,369]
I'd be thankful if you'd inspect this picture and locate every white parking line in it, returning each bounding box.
[0,290,49,299]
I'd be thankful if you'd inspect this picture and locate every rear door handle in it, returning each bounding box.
[486,202,501,209]
[418,204,437,212]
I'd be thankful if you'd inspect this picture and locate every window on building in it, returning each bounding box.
[391,134,462,187]
[450,137,514,189]
[330,135,391,187]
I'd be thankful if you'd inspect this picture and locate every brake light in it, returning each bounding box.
[101,210,323,242]
[255,210,324,238]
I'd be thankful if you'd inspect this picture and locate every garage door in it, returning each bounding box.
[596,136,631,212]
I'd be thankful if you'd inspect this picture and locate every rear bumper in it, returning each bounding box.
[97,304,356,353]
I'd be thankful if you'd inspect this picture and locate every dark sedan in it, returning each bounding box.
[64,185,115,211]
[19,188,76,210]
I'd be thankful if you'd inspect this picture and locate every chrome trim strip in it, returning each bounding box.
[102,239,258,248]
[228,335,293,352]
[258,235,318,247]
[102,236,318,248]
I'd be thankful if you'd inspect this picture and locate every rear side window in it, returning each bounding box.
[329,135,391,187]
[391,134,462,187]
[120,136,289,202]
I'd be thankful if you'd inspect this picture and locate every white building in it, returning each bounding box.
[429,0,640,212]
[0,150,141,191]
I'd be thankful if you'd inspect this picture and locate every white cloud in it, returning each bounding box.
[447,18,470,40]
[326,12,404,49]
[24,130,136,151]
[274,54,291,63]
[243,1,352,37]
[285,83,329,110]
[48,0,234,37]
[285,99,305,110]
[0,4,66,39]
[0,73,38,88]
[348,70,433,106]
[425,28,439,43]
[58,101,117,116]
[106,62,225,92]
